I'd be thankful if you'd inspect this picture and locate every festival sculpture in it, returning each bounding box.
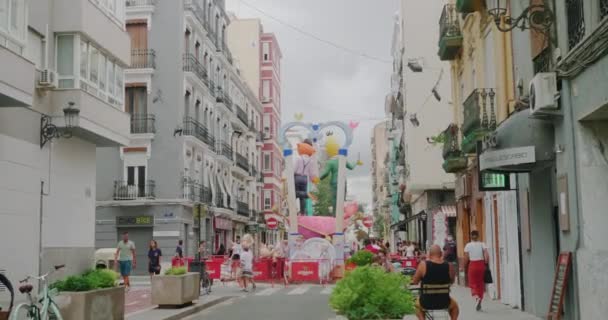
[293,140,319,215]
[319,136,362,213]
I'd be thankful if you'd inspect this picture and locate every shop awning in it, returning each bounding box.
[437,205,457,218]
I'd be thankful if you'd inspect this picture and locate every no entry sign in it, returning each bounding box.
[266,217,278,229]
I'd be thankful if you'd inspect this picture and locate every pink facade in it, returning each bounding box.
[259,33,283,216]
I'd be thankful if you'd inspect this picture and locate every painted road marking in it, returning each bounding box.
[320,286,334,295]
[256,287,281,296]
[287,285,310,295]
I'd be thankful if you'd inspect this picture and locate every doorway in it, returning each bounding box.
[117,227,152,276]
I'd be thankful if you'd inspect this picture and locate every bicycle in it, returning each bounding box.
[199,260,213,295]
[0,273,14,319]
[10,265,65,320]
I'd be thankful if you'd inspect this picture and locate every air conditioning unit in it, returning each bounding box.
[529,72,559,115]
[37,69,57,89]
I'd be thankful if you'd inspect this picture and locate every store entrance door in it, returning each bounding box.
[117,227,152,276]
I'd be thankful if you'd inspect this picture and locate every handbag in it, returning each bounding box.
[484,264,493,284]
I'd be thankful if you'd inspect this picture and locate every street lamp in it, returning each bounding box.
[40,102,80,148]
[486,0,554,33]
[419,211,428,221]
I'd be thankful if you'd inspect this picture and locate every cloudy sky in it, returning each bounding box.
[226,0,445,207]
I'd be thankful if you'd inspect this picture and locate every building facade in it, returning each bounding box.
[227,19,284,245]
[436,0,608,318]
[95,0,262,272]
[387,1,456,251]
[1,0,131,293]
[371,121,390,238]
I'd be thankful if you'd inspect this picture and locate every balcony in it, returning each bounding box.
[237,201,250,217]
[236,105,248,126]
[0,47,35,107]
[130,114,156,134]
[456,0,482,13]
[216,88,233,111]
[126,0,155,6]
[184,0,207,28]
[249,121,257,132]
[182,116,215,149]
[130,49,156,69]
[438,4,462,61]
[236,153,249,171]
[181,178,213,203]
[442,124,467,173]
[113,180,155,200]
[221,142,233,160]
[218,42,234,65]
[461,88,496,154]
[215,191,225,208]
[183,53,209,85]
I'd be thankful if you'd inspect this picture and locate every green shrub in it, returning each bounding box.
[164,267,187,276]
[51,269,119,292]
[347,250,374,267]
[329,266,415,320]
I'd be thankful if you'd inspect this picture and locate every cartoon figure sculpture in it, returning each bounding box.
[319,136,362,213]
[294,139,319,215]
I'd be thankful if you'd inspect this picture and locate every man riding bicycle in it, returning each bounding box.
[411,245,459,320]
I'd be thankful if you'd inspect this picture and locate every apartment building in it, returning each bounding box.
[94,0,262,271]
[0,0,131,292]
[371,121,390,239]
[227,19,284,245]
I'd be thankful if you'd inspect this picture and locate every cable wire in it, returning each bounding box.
[235,0,392,64]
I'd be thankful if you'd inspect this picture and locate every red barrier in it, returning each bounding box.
[291,261,320,282]
[171,257,185,268]
[402,257,418,269]
[205,260,223,280]
[253,259,270,281]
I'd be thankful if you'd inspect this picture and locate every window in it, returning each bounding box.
[56,34,124,108]
[125,87,147,115]
[264,190,272,210]
[262,80,270,100]
[0,0,26,49]
[602,0,608,20]
[91,0,124,26]
[263,153,271,171]
[57,35,75,88]
[566,0,585,49]
[262,42,270,61]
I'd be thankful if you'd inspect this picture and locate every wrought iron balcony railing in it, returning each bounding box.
[567,0,586,49]
[215,191,225,208]
[236,153,249,171]
[182,178,213,203]
[113,180,155,200]
[438,4,462,61]
[236,105,248,125]
[221,142,233,160]
[183,53,209,86]
[126,0,155,7]
[237,201,250,217]
[130,49,156,69]
[441,124,467,173]
[182,116,215,150]
[131,114,156,134]
[461,88,496,154]
[216,88,233,110]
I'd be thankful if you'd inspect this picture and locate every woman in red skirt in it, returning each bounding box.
[463,230,489,311]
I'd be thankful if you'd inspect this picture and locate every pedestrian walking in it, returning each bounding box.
[463,230,489,311]
[443,235,458,271]
[216,243,226,256]
[240,245,255,292]
[114,232,136,290]
[405,241,416,258]
[175,240,184,259]
[148,240,162,280]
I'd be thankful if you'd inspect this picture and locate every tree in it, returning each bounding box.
[312,178,333,216]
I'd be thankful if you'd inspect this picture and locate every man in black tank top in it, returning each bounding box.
[412,245,459,320]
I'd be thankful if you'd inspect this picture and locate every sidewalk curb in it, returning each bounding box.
[160,296,234,320]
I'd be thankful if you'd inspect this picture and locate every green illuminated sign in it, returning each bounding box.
[479,171,511,191]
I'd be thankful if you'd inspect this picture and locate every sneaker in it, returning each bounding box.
[242,288,249,292]
[475,298,482,311]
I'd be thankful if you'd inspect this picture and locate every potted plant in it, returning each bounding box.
[346,250,374,270]
[330,266,415,320]
[151,267,200,307]
[51,269,124,320]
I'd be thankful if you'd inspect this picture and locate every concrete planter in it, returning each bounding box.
[57,286,125,320]
[151,272,200,307]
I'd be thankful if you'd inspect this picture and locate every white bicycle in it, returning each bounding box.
[10,265,65,320]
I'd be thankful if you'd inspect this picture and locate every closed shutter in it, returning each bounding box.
[127,22,148,67]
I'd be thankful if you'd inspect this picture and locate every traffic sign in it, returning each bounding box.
[363,216,373,228]
[266,217,278,229]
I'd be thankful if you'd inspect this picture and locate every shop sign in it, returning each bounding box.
[214,217,233,230]
[116,216,153,226]
[479,146,536,171]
